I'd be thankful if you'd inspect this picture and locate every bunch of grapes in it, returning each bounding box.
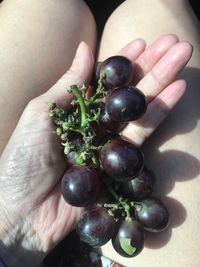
[48,55,169,258]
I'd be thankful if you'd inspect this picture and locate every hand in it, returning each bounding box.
[117,34,192,146]
[0,35,192,267]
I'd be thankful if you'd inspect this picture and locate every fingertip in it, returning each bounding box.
[44,41,94,106]
[148,34,179,54]
[122,38,147,51]
[177,79,187,95]
[169,41,193,67]
[178,78,187,89]
[181,41,193,57]
[160,33,179,43]
[117,38,146,61]
[75,41,94,64]
[134,38,147,47]
[67,40,94,83]
[159,79,187,108]
[76,41,87,56]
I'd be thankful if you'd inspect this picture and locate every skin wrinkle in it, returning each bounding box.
[0,139,65,213]
[32,193,61,249]
[32,191,77,250]
[0,216,46,266]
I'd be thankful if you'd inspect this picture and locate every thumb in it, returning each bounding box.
[44,41,94,107]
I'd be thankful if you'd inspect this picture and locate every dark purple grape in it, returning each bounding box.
[112,220,144,257]
[61,166,101,207]
[77,208,116,247]
[99,56,134,89]
[136,197,169,232]
[93,178,112,206]
[64,133,83,166]
[98,133,120,146]
[100,139,144,182]
[100,111,125,133]
[105,86,147,122]
[119,166,155,200]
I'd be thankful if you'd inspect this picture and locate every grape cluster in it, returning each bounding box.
[48,55,169,258]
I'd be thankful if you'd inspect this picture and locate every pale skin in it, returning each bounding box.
[0,0,199,267]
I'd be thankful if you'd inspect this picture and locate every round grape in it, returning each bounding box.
[100,111,125,133]
[99,56,134,89]
[112,219,144,257]
[100,139,144,182]
[77,208,116,247]
[105,86,147,122]
[136,197,169,232]
[98,133,120,146]
[119,166,155,200]
[61,166,101,207]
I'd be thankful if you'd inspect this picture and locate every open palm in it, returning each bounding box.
[0,35,192,266]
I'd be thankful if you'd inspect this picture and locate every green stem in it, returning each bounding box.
[89,73,106,103]
[103,203,118,209]
[70,85,87,127]
[69,83,131,219]
[93,98,105,104]
[68,127,85,136]
[91,155,99,167]
[96,166,120,203]
[101,175,131,219]
[124,204,131,219]
[103,178,121,202]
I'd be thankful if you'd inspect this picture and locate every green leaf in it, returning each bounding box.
[119,237,136,256]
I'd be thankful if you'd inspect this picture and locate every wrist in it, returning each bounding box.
[0,216,46,267]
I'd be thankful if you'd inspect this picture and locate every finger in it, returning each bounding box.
[43,41,94,107]
[121,79,187,146]
[117,38,146,61]
[133,34,179,83]
[137,41,193,102]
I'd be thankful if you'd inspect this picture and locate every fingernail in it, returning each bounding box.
[137,38,146,43]
[135,38,146,46]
